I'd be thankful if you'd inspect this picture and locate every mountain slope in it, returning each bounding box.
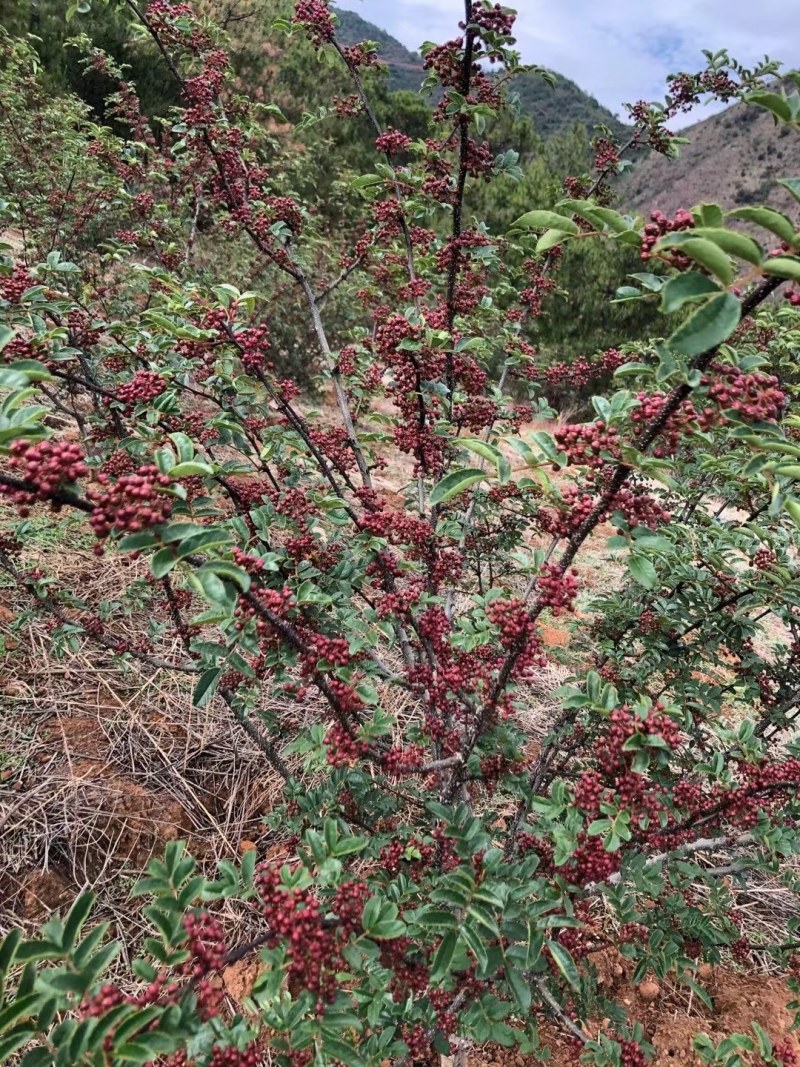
[510,71,628,141]
[334,6,629,139]
[623,98,800,217]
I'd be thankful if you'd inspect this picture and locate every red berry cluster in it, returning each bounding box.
[116,370,167,409]
[181,910,227,1020]
[594,137,619,171]
[774,1039,800,1066]
[375,128,413,155]
[752,547,777,570]
[382,744,426,776]
[616,1037,648,1067]
[486,598,546,674]
[292,0,334,44]
[208,1042,263,1067]
[554,421,620,469]
[537,564,580,616]
[87,465,173,539]
[640,208,694,264]
[381,937,430,1000]
[0,264,34,303]
[324,722,368,767]
[706,362,785,422]
[254,863,364,1004]
[1,439,87,514]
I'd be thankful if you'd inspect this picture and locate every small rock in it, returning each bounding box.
[638,980,661,1002]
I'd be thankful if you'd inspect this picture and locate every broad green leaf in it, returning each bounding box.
[505,964,532,1012]
[778,178,800,206]
[689,227,763,265]
[628,554,657,590]
[536,228,574,253]
[62,893,95,950]
[430,467,486,506]
[745,90,792,122]
[460,439,511,483]
[655,236,734,285]
[545,941,581,992]
[193,668,222,708]
[511,210,580,234]
[430,931,457,982]
[203,561,251,592]
[762,256,800,282]
[150,548,178,580]
[727,206,797,245]
[661,272,720,313]
[666,292,741,356]
[169,461,213,478]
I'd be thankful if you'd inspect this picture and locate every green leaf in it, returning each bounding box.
[628,554,658,590]
[62,893,95,950]
[150,548,178,580]
[193,668,222,708]
[661,272,721,313]
[666,292,741,356]
[762,256,800,282]
[745,90,792,122]
[321,1037,365,1067]
[545,941,581,992]
[689,227,763,265]
[0,327,14,352]
[505,964,532,1013]
[169,462,213,478]
[727,206,797,245]
[203,561,251,592]
[536,229,574,253]
[430,931,458,982]
[784,498,800,530]
[511,210,580,234]
[659,236,734,285]
[430,467,486,506]
[460,439,511,483]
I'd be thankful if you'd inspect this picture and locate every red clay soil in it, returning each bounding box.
[506,950,800,1067]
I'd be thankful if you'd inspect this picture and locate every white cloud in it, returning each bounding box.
[334,0,794,128]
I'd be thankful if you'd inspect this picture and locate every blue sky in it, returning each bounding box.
[334,1,793,128]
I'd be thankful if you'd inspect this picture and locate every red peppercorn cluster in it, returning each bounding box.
[324,721,368,767]
[116,370,167,410]
[615,1036,648,1067]
[292,0,334,44]
[774,1039,800,1066]
[87,465,173,539]
[255,862,361,1004]
[554,421,620,469]
[1,439,87,514]
[381,936,431,1000]
[752,547,777,570]
[486,598,547,674]
[706,361,785,422]
[382,744,426,776]
[594,137,619,172]
[208,1042,263,1067]
[233,586,295,637]
[0,264,34,303]
[537,564,580,616]
[640,208,694,264]
[375,128,413,155]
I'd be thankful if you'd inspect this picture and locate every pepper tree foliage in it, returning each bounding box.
[2,2,800,1065]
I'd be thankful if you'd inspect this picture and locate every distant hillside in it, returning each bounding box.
[334,6,630,139]
[623,97,800,218]
[510,70,629,142]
